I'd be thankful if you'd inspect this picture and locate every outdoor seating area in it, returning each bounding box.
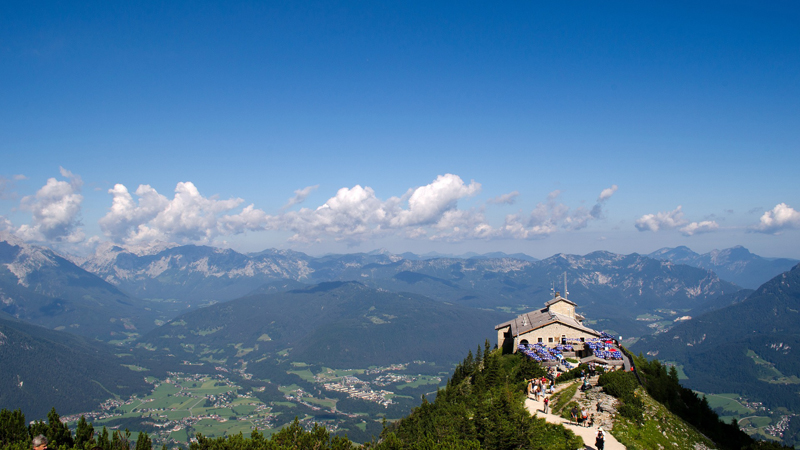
[585,338,623,360]
[517,343,563,362]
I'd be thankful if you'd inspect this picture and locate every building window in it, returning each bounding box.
[548,337,554,343]
[538,337,543,343]
[580,337,585,342]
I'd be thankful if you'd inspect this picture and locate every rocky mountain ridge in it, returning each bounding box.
[648,245,799,289]
[0,234,162,341]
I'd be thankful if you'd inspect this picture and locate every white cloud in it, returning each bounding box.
[635,206,720,236]
[94,175,619,246]
[488,191,520,205]
[99,181,266,245]
[389,174,481,227]
[99,184,170,240]
[282,185,319,210]
[680,221,719,236]
[598,184,618,202]
[277,184,388,243]
[16,168,84,243]
[271,174,482,244]
[0,216,13,232]
[635,206,688,232]
[751,203,800,234]
[498,213,557,239]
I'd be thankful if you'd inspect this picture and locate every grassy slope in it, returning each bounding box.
[613,387,716,450]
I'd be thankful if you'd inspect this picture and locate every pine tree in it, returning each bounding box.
[464,350,474,374]
[111,429,131,450]
[75,416,94,450]
[46,408,74,449]
[0,408,28,447]
[98,427,112,450]
[668,365,679,384]
[134,432,152,450]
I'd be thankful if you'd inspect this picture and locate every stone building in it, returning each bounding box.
[495,292,602,355]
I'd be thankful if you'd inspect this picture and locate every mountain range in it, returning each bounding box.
[3,233,800,445]
[0,233,164,341]
[633,262,800,414]
[648,245,799,289]
[4,234,793,344]
[76,244,743,338]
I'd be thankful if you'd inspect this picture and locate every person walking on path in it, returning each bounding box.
[596,428,605,450]
[543,396,549,414]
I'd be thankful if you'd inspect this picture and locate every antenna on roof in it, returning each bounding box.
[563,272,569,299]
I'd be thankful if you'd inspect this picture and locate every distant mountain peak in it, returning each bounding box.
[367,248,392,255]
[0,236,62,286]
[0,231,29,248]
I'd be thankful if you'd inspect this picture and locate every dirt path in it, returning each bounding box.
[525,381,626,450]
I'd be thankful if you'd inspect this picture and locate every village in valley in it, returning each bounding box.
[62,362,445,448]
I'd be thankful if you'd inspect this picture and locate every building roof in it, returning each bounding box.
[544,295,577,307]
[495,307,600,337]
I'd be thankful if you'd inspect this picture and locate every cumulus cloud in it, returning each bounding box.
[635,205,720,236]
[751,203,800,234]
[488,191,520,205]
[277,185,387,243]
[100,181,265,245]
[95,175,619,246]
[635,206,688,232]
[282,185,319,210]
[274,174,481,244]
[680,221,719,236]
[389,174,481,227]
[16,167,84,242]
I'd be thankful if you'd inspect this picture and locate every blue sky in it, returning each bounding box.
[1,2,799,258]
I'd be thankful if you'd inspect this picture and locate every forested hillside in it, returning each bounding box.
[0,317,150,419]
[633,264,800,411]
[633,264,800,446]
[139,281,508,368]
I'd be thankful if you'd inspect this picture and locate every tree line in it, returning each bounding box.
[0,408,152,450]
